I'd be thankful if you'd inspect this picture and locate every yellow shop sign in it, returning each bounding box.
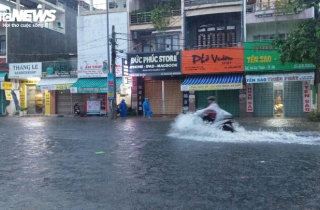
[1,82,12,90]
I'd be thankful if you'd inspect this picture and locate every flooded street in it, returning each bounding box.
[1,117,320,209]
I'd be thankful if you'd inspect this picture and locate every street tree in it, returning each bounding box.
[273,0,320,68]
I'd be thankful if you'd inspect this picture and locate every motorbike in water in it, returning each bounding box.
[196,109,235,132]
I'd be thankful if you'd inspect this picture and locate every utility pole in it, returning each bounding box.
[106,0,110,72]
[109,25,117,120]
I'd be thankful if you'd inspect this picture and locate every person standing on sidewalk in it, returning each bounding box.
[143,98,153,117]
[119,99,128,117]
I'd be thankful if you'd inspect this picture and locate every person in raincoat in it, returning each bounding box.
[142,98,153,117]
[195,96,231,123]
[119,99,128,117]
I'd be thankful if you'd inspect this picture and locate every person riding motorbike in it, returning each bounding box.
[195,96,230,123]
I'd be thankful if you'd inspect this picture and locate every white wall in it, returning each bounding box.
[77,12,128,77]
[246,20,301,42]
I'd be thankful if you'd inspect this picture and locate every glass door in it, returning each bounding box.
[274,82,284,117]
[26,85,36,114]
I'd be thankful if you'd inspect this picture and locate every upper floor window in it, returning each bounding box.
[197,25,236,48]
[0,36,5,56]
[156,35,179,51]
[253,33,286,41]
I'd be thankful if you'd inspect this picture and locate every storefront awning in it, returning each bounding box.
[181,74,243,91]
[36,77,78,91]
[0,72,6,82]
[70,78,108,94]
[70,78,123,94]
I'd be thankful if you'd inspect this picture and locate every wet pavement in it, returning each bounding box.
[1,116,320,210]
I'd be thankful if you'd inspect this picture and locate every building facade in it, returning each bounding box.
[0,0,78,116]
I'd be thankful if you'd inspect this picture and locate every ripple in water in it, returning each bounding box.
[168,114,320,145]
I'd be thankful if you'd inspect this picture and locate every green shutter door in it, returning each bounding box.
[284,81,303,117]
[196,91,217,110]
[253,83,274,117]
[217,90,240,117]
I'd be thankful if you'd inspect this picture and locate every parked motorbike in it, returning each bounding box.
[198,110,235,132]
[74,103,81,116]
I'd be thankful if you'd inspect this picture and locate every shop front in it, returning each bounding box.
[245,73,315,117]
[244,42,316,117]
[128,51,183,115]
[9,62,43,115]
[70,78,109,115]
[181,47,244,116]
[36,77,78,115]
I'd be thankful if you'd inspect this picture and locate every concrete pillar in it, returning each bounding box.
[16,0,20,11]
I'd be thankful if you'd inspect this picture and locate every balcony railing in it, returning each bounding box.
[130,10,181,25]
[186,43,240,50]
[185,0,240,7]
[246,1,300,13]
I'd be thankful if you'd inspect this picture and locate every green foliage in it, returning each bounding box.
[307,110,320,122]
[151,6,170,31]
[273,19,320,68]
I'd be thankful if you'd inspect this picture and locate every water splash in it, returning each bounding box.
[168,113,320,145]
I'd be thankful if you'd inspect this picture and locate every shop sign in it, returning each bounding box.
[182,47,244,74]
[303,81,311,112]
[246,84,253,112]
[1,82,12,90]
[246,72,314,83]
[9,62,42,79]
[87,99,101,114]
[128,51,181,76]
[107,73,115,100]
[244,42,315,72]
[39,84,72,91]
[45,90,50,115]
[5,90,13,100]
[181,83,243,91]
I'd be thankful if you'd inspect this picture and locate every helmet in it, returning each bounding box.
[207,96,216,101]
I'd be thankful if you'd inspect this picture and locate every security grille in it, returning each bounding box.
[253,83,274,117]
[284,81,303,117]
[217,90,240,117]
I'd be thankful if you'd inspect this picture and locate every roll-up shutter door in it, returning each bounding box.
[284,81,303,117]
[253,83,274,117]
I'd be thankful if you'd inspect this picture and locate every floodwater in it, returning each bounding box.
[1,116,320,209]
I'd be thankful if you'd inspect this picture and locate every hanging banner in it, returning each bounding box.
[107,73,115,100]
[182,47,244,74]
[4,90,13,100]
[45,90,51,115]
[246,84,254,112]
[182,83,243,91]
[303,81,311,112]
[1,82,12,90]
[246,72,314,83]
[244,42,315,72]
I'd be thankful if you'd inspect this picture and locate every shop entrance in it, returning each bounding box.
[26,85,43,114]
[274,82,284,117]
[253,81,303,117]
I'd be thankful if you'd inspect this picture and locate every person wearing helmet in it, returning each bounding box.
[195,96,224,123]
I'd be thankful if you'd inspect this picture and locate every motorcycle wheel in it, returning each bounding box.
[222,124,235,133]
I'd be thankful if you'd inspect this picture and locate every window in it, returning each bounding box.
[253,34,286,41]
[197,25,236,48]
[0,36,5,55]
[156,35,179,51]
